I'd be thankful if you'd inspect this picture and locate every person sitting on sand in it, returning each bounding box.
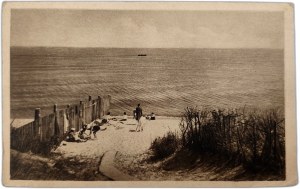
[78,124,91,140]
[103,112,111,120]
[103,112,117,122]
[151,112,156,120]
[102,112,111,125]
[66,128,76,142]
[120,112,128,121]
[66,128,87,142]
[88,119,107,139]
[146,114,151,120]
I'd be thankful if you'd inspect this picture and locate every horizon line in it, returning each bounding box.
[10,45,284,50]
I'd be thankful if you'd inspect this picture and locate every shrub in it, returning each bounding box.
[149,131,179,161]
[179,107,285,172]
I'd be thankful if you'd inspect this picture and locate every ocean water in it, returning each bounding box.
[10,47,284,118]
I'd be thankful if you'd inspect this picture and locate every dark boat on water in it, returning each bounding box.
[138,54,147,56]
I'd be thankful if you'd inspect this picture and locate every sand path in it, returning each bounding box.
[55,117,181,158]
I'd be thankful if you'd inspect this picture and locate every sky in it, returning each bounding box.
[11,9,284,49]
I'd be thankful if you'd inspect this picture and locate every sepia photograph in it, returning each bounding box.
[2,2,297,187]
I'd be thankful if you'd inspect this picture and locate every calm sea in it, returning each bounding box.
[10,47,284,118]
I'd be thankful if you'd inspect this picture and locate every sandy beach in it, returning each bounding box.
[10,116,182,180]
[55,117,181,158]
[10,118,34,128]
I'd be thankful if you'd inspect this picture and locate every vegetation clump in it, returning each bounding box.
[150,107,285,178]
[149,131,179,161]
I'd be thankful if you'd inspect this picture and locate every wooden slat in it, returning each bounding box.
[58,110,65,137]
[49,113,55,137]
[41,116,47,141]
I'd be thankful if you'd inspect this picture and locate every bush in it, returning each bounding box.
[149,131,179,161]
[149,107,285,175]
[179,107,285,172]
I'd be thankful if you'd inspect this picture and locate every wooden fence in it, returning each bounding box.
[11,95,111,154]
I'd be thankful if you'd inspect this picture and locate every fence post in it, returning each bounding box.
[35,108,41,120]
[87,95,92,123]
[80,100,84,125]
[54,104,57,113]
[65,104,70,132]
[98,96,102,118]
[100,96,105,118]
[103,95,111,116]
[34,108,41,139]
[107,95,111,115]
[79,101,83,117]
[66,104,70,117]
[92,99,96,121]
[54,104,59,135]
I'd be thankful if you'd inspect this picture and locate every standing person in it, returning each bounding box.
[135,104,143,132]
[135,104,143,121]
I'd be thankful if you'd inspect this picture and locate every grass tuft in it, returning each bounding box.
[149,131,180,161]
